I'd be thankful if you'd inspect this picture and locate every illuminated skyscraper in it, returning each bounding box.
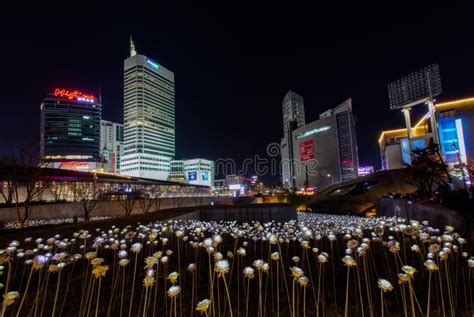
[40,88,103,172]
[281,90,305,189]
[120,38,175,180]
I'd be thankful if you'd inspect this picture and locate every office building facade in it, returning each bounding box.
[282,98,359,188]
[121,39,175,180]
[100,120,124,174]
[40,88,103,171]
[168,158,214,187]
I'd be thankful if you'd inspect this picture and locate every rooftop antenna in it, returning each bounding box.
[130,36,137,57]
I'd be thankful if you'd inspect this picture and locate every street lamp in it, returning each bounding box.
[327,173,334,185]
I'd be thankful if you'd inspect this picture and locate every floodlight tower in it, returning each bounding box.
[388,64,442,155]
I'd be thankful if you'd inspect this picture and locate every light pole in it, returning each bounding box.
[327,173,334,185]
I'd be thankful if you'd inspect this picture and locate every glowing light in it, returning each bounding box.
[455,119,467,164]
[296,125,331,140]
[53,88,96,103]
[146,59,159,70]
[59,161,89,169]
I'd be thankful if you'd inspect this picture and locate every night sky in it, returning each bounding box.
[1,2,474,183]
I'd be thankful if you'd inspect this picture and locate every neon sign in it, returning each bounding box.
[59,161,89,169]
[146,59,159,70]
[53,88,96,103]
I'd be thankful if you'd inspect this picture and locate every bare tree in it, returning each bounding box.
[118,186,139,216]
[49,181,66,203]
[138,186,155,214]
[4,144,48,227]
[0,181,14,206]
[72,179,102,222]
[409,149,449,197]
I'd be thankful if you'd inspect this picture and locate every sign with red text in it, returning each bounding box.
[299,140,314,161]
[53,88,96,103]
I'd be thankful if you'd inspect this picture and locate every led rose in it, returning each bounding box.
[215,259,230,277]
[2,291,20,306]
[243,266,255,279]
[290,266,304,279]
[167,285,181,297]
[119,259,129,267]
[401,265,416,277]
[153,251,163,259]
[196,299,211,314]
[167,271,180,284]
[297,276,310,287]
[143,270,155,288]
[424,260,439,272]
[237,247,246,256]
[131,242,142,253]
[411,245,420,253]
[271,252,280,261]
[90,257,104,267]
[144,256,158,269]
[342,255,357,267]
[318,254,328,263]
[377,279,393,292]
[91,265,109,279]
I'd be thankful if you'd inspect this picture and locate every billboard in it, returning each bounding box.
[358,166,374,176]
[188,171,197,181]
[59,161,89,170]
[202,171,209,181]
[299,140,314,161]
[388,64,442,110]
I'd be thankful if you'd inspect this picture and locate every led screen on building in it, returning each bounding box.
[202,171,209,181]
[188,171,197,181]
[299,140,314,161]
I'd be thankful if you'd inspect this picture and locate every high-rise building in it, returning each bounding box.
[120,38,175,180]
[281,90,305,189]
[281,98,359,188]
[40,88,103,171]
[282,90,305,136]
[100,120,124,174]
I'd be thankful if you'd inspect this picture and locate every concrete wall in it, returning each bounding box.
[376,197,468,234]
[170,204,297,223]
[0,196,235,222]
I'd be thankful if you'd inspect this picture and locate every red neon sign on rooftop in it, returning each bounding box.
[53,88,96,102]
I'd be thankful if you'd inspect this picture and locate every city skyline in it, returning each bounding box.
[2,3,474,184]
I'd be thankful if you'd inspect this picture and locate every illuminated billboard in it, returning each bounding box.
[59,161,89,170]
[358,166,374,176]
[202,171,209,181]
[299,140,314,161]
[188,171,197,181]
[53,88,96,103]
[229,184,241,190]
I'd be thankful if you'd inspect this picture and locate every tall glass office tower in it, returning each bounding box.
[40,88,101,164]
[120,38,175,180]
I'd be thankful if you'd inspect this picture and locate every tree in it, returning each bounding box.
[2,144,48,227]
[138,186,156,214]
[0,169,14,207]
[409,149,449,197]
[118,186,139,216]
[49,181,66,203]
[72,180,102,222]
